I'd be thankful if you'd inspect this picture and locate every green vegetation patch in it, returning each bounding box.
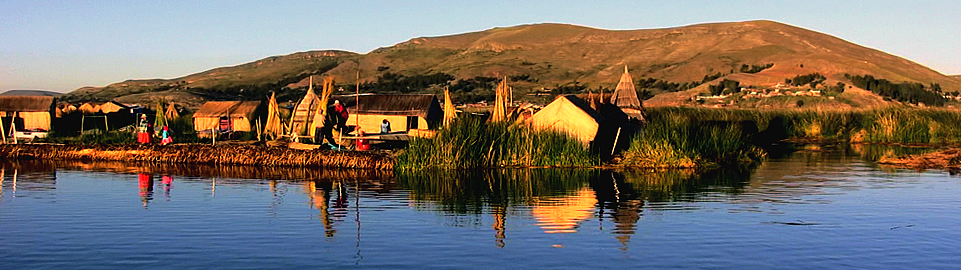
[396,116,598,170]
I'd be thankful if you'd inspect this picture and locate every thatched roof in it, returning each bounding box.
[194,101,262,118]
[334,94,440,118]
[530,95,602,145]
[0,96,56,112]
[610,67,642,108]
[99,101,131,114]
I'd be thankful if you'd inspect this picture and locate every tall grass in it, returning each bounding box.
[621,108,764,168]
[622,107,961,168]
[396,116,598,170]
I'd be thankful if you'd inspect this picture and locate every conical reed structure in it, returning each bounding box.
[164,102,180,121]
[263,92,285,139]
[489,78,509,122]
[153,99,167,128]
[289,76,321,137]
[443,86,457,127]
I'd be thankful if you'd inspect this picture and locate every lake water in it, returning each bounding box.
[1,145,960,269]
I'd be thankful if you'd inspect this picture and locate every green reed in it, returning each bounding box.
[396,116,598,170]
[623,107,961,168]
[621,107,764,168]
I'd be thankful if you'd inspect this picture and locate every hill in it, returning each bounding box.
[63,20,960,108]
[1,90,63,97]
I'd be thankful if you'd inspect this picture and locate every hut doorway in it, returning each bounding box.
[406,116,418,130]
[219,116,232,132]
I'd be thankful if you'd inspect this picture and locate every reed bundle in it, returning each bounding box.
[0,144,394,170]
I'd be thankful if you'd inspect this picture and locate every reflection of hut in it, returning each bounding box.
[335,94,443,133]
[192,101,264,136]
[532,188,597,233]
[0,96,57,138]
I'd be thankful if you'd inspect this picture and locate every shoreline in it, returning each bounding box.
[0,143,395,171]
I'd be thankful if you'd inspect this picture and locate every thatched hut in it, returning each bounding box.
[0,96,57,138]
[529,95,601,146]
[530,95,627,155]
[193,101,264,136]
[334,94,443,133]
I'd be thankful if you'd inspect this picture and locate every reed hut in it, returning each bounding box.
[335,94,443,133]
[193,101,264,136]
[530,95,602,146]
[0,96,57,138]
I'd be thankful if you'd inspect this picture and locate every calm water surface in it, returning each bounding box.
[1,145,960,269]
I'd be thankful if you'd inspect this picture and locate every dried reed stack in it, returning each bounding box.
[0,144,395,170]
[263,92,285,139]
[309,76,337,137]
[443,86,457,127]
[489,78,509,122]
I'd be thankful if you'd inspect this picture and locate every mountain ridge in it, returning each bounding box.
[63,20,959,107]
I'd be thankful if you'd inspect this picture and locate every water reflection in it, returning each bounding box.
[138,173,153,208]
[0,161,58,201]
[305,180,350,238]
[162,175,173,201]
[0,144,938,251]
[397,167,757,248]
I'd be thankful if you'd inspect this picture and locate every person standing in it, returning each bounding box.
[381,119,391,134]
[321,100,349,145]
[137,114,151,144]
[161,126,173,145]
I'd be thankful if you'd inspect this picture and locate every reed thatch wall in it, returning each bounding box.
[0,144,394,170]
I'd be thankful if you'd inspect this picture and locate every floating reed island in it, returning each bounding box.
[0,143,394,170]
[877,148,961,171]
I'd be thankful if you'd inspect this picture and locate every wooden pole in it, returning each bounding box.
[256,118,263,141]
[0,114,6,144]
[611,127,622,156]
[211,128,216,145]
[10,119,17,144]
[104,115,109,131]
[80,115,85,135]
[356,69,360,131]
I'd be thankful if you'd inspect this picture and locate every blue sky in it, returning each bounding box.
[1,0,958,93]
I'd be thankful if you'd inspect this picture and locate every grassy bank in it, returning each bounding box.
[396,117,598,170]
[622,107,961,168]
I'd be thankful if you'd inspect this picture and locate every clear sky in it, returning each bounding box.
[1,0,958,93]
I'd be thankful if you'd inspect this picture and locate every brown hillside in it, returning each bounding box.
[65,20,959,107]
